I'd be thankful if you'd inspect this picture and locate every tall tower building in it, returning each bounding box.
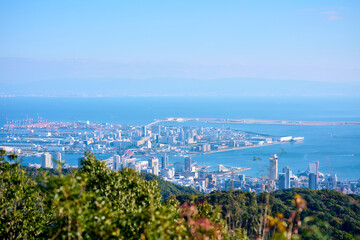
[41,152,53,168]
[162,153,169,169]
[309,173,317,190]
[122,157,128,169]
[283,166,291,189]
[278,173,286,190]
[316,161,319,180]
[184,156,192,172]
[52,152,62,169]
[142,126,147,137]
[269,154,278,181]
[148,157,159,176]
[113,154,121,171]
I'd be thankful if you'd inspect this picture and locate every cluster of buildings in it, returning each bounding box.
[0,119,300,159]
[87,152,360,195]
[257,154,360,195]
[1,119,359,195]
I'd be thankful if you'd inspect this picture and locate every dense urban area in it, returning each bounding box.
[1,117,359,195]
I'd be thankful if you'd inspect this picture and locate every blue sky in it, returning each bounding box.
[0,0,359,84]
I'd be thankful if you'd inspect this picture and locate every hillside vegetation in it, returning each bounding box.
[1,150,359,239]
[177,189,360,240]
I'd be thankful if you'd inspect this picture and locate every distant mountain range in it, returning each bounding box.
[2,78,360,97]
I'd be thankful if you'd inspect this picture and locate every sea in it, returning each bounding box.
[1,97,359,181]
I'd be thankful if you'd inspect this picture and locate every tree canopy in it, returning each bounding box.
[1,150,359,240]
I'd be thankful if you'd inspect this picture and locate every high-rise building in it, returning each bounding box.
[309,163,316,173]
[113,154,121,171]
[161,168,175,178]
[283,166,291,189]
[129,162,141,173]
[239,174,245,181]
[278,173,286,190]
[309,173,317,190]
[162,153,169,169]
[52,152,62,162]
[269,154,278,181]
[309,161,320,181]
[316,161,319,179]
[174,162,185,173]
[184,156,192,172]
[122,157,128,169]
[142,126,147,137]
[52,152,62,169]
[179,130,185,141]
[148,157,159,176]
[41,152,53,168]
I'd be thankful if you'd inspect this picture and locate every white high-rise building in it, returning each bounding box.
[42,152,53,168]
[269,154,278,181]
[148,157,159,176]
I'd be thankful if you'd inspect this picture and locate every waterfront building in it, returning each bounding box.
[148,157,159,176]
[309,173,317,190]
[162,153,169,169]
[185,156,192,172]
[202,144,211,152]
[41,152,53,168]
[269,154,278,181]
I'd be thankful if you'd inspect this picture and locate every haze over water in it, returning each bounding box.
[1,96,359,181]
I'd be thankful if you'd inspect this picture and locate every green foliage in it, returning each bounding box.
[141,172,201,199]
[0,150,48,239]
[1,150,359,240]
[180,189,360,240]
[0,151,239,239]
[272,189,360,240]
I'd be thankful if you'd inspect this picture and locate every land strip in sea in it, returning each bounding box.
[148,117,360,127]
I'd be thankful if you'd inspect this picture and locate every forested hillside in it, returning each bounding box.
[177,189,360,239]
[1,151,359,239]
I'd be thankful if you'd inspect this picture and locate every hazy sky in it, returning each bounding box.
[0,0,359,83]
